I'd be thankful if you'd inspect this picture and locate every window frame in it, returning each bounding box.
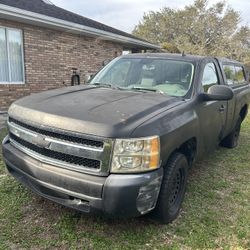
[0,26,25,85]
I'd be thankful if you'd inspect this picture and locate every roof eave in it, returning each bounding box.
[0,4,160,50]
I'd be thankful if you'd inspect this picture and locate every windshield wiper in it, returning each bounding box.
[91,82,121,90]
[129,86,164,94]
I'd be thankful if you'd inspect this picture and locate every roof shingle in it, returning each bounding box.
[0,0,146,42]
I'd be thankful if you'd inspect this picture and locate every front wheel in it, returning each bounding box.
[153,152,188,224]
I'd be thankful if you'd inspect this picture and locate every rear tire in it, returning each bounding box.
[221,117,241,148]
[153,152,188,224]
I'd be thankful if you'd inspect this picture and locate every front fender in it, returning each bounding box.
[131,103,200,166]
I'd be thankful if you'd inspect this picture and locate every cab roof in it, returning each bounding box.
[123,53,243,65]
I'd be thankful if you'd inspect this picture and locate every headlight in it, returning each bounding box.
[111,136,160,173]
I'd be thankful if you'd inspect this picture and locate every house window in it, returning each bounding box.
[0,27,24,84]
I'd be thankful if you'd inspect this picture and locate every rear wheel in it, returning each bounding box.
[221,117,241,148]
[153,152,188,224]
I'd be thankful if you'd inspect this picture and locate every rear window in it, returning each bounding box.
[223,64,246,85]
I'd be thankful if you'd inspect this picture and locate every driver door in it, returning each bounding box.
[198,60,228,153]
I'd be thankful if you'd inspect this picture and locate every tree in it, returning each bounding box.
[132,0,250,63]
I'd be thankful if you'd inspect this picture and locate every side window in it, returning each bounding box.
[234,66,246,84]
[223,65,235,85]
[202,63,219,92]
[223,64,246,85]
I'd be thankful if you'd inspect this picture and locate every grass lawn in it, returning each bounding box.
[0,116,249,250]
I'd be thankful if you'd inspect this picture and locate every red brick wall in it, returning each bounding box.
[0,19,123,111]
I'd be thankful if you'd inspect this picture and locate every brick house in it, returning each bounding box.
[0,0,158,111]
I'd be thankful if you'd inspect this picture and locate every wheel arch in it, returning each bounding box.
[164,137,197,168]
[178,137,197,166]
[240,104,248,121]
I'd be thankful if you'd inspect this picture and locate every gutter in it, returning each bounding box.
[0,4,160,50]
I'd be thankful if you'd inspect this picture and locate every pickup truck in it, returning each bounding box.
[2,53,250,224]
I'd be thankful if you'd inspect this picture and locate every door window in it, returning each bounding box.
[202,63,219,92]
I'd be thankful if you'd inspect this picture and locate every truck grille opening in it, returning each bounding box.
[9,133,101,169]
[7,117,114,174]
[9,117,104,149]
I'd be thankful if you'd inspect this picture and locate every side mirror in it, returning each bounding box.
[200,85,234,101]
[84,74,95,83]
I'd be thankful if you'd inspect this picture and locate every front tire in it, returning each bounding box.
[154,152,188,224]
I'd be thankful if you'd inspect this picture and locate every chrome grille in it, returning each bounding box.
[9,133,101,169]
[8,117,113,175]
[9,117,104,149]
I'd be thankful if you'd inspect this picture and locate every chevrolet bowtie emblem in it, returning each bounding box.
[33,135,51,149]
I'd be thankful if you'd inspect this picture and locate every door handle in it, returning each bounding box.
[219,105,226,112]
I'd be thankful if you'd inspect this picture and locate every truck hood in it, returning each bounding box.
[9,85,183,137]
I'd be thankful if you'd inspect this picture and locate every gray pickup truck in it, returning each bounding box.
[2,53,250,223]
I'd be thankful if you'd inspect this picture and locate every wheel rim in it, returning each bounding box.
[168,168,185,207]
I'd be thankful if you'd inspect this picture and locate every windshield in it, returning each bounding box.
[90,57,195,97]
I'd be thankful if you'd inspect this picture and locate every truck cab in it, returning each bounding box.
[2,53,250,223]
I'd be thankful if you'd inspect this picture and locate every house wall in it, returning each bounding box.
[0,19,123,111]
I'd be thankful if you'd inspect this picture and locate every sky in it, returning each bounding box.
[51,0,250,33]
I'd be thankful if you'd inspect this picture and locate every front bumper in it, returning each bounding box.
[2,136,163,218]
